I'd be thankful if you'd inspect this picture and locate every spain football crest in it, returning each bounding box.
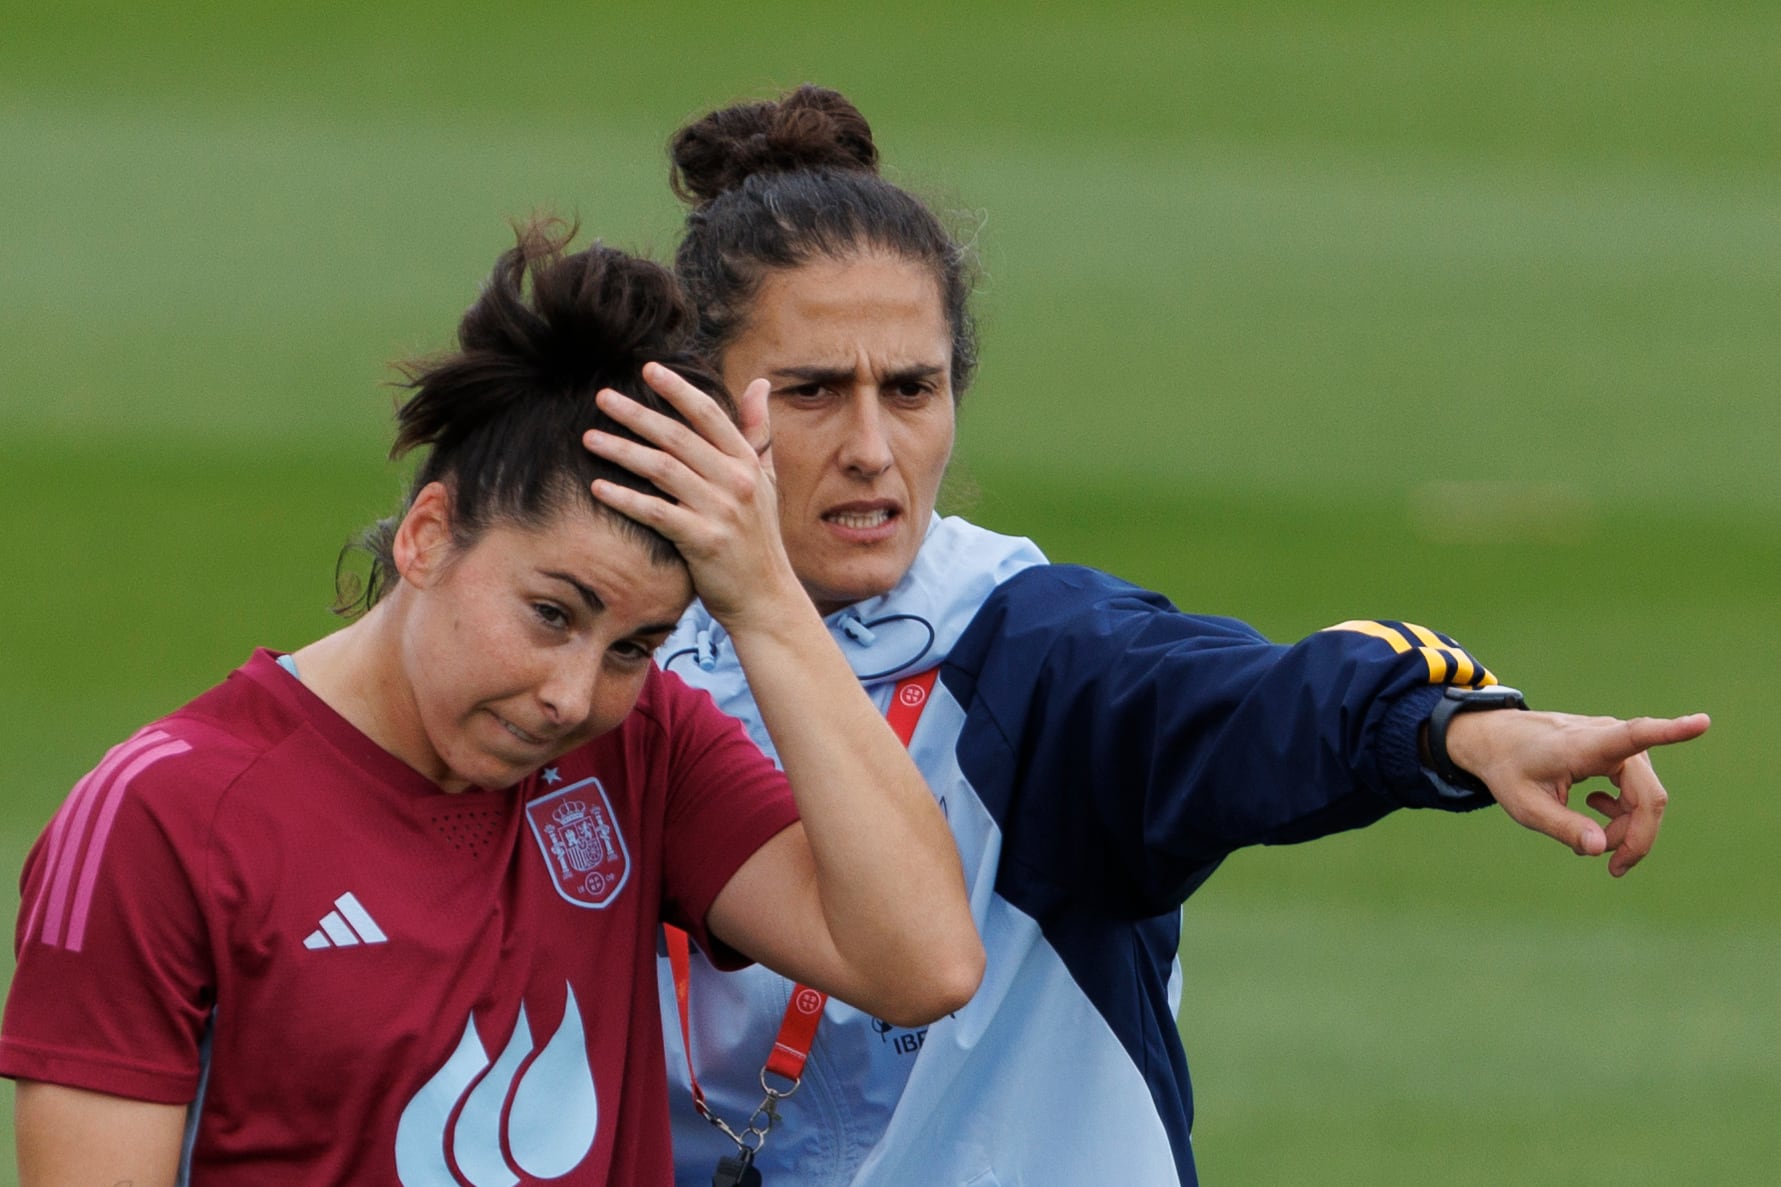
[525,778,631,909]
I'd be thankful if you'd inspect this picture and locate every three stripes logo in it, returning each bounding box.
[304,892,387,950]
[1321,620,1496,687]
[26,727,192,954]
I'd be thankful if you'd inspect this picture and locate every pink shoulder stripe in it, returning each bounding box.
[28,729,170,944]
[22,764,98,943]
[65,736,193,952]
[36,729,192,951]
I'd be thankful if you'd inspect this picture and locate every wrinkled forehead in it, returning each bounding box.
[491,502,693,618]
[740,252,951,367]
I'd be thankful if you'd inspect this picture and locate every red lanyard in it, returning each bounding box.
[667,667,939,1132]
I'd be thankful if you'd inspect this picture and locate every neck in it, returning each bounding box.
[290,604,459,791]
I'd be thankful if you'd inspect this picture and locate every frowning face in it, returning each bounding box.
[394,487,692,791]
[719,253,956,615]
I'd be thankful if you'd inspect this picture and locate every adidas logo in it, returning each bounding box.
[303,892,388,950]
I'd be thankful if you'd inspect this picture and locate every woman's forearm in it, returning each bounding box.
[15,1081,186,1187]
[723,588,982,1025]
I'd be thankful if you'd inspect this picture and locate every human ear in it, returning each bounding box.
[392,482,454,589]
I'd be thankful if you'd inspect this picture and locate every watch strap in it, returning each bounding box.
[1426,685,1528,793]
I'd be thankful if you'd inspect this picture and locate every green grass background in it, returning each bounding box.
[2,1,1775,1182]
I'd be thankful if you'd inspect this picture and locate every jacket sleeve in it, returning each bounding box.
[941,565,1498,917]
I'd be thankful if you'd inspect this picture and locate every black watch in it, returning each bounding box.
[1426,684,1528,793]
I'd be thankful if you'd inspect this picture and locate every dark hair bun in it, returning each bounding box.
[456,217,691,392]
[390,217,703,461]
[670,84,879,206]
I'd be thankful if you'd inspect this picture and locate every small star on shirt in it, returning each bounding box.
[543,767,562,785]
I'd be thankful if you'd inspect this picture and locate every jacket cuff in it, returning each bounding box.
[1378,685,1495,811]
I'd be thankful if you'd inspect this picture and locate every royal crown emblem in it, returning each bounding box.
[525,779,630,908]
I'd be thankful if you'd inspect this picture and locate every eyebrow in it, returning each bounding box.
[541,571,681,637]
[543,570,605,615]
[771,362,947,387]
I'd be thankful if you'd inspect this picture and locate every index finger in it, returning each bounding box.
[1574,713,1711,778]
[637,361,751,455]
[1622,713,1711,750]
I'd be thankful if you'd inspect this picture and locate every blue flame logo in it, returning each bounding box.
[395,984,597,1185]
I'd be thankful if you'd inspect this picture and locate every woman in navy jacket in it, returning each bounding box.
[645,85,1708,1187]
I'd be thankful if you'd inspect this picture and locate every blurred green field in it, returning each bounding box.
[2,1,1776,1183]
